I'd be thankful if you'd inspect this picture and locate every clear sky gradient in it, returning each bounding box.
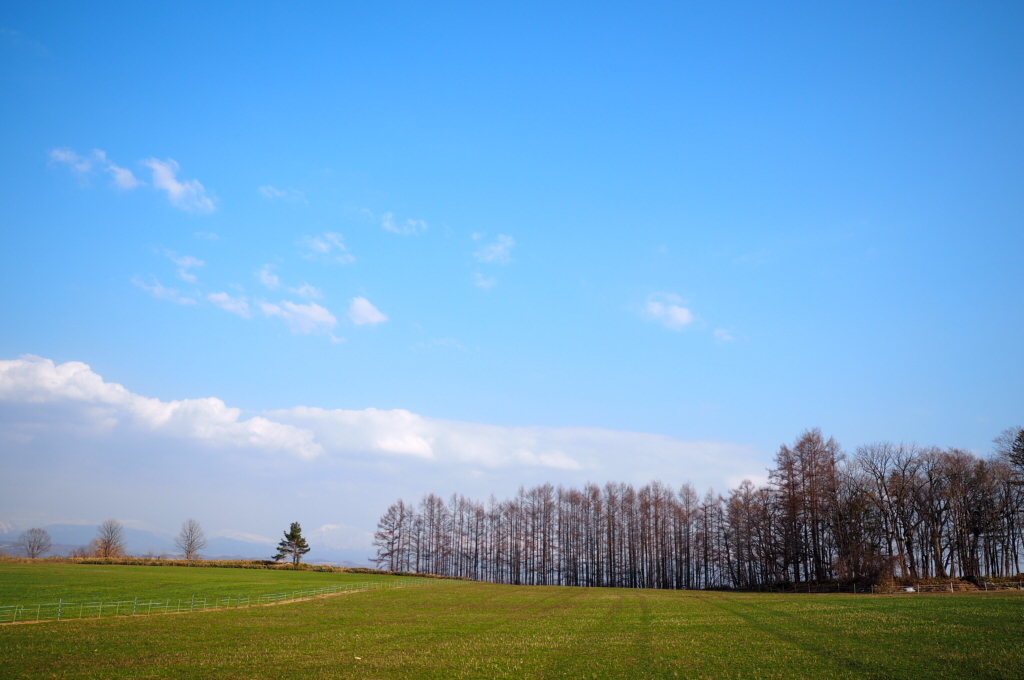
[1,2,1021,553]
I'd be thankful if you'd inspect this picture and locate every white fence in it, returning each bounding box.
[0,577,431,625]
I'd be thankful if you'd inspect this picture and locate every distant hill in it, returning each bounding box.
[0,524,373,567]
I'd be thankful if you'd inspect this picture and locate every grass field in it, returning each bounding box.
[1,565,1023,679]
[0,563,397,606]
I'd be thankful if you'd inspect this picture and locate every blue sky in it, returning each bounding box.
[1,2,1022,557]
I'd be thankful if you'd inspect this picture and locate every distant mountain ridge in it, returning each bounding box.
[0,524,373,567]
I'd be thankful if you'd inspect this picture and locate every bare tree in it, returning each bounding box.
[373,429,1024,589]
[70,543,96,558]
[994,426,1024,474]
[95,519,127,557]
[17,528,52,558]
[174,519,208,560]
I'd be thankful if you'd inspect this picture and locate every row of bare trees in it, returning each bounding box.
[12,519,208,560]
[373,428,1024,588]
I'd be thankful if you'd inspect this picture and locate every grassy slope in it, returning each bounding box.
[1,574,1022,679]
[0,564,396,605]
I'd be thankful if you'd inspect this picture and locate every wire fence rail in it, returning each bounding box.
[0,577,433,625]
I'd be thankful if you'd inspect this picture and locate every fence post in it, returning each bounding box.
[191,595,195,612]
[57,599,62,621]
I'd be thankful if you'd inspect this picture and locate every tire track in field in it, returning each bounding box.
[700,594,878,679]
[537,589,627,678]
[382,583,591,645]
[538,589,669,679]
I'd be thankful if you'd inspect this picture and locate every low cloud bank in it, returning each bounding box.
[0,355,765,551]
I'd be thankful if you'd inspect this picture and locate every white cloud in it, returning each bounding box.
[302,233,355,264]
[257,265,280,290]
[0,356,323,459]
[261,301,338,334]
[714,328,735,343]
[171,255,203,269]
[215,531,275,545]
[165,251,205,283]
[50,148,141,189]
[271,406,760,479]
[308,523,374,550]
[0,355,765,547]
[381,212,427,235]
[142,158,216,213]
[208,292,250,318]
[259,185,306,202]
[257,267,322,299]
[644,293,695,330]
[348,297,387,326]
[132,276,196,305]
[290,283,323,299]
[92,150,141,189]
[49,147,94,174]
[0,356,763,477]
[411,338,464,351]
[472,272,496,289]
[475,235,515,263]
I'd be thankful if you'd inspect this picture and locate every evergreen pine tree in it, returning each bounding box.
[274,521,311,566]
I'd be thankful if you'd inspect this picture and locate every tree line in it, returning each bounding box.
[8,518,211,560]
[373,427,1024,588]
[10,519,313,565]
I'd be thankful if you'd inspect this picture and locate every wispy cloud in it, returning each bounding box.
[93,150,141,189]
[302,233,355,264]
[1,28,51,58]
[348,297,388,326]
[381,212,427,235]
[131,276,196,305]
[208,292,250,318]
[164,251,205,283]
[50,148,142,189]
[257,265,280,290]
[290,283,323,299]
[733,250,771,266]
[261,301,338,334]
[474,235,515,263]
[258,266,322,299]
[473,272,497,289]
[411,338,464,351]
[142,158,216,213]
[259,185,306,203]
[713,328,735,343]
[643,293,695,330]
[49,148,95,175]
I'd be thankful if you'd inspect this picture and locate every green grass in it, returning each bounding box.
[0,563,397,605]
[1,566,1023,679]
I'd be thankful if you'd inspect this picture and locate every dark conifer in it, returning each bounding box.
[274,522,311,566]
